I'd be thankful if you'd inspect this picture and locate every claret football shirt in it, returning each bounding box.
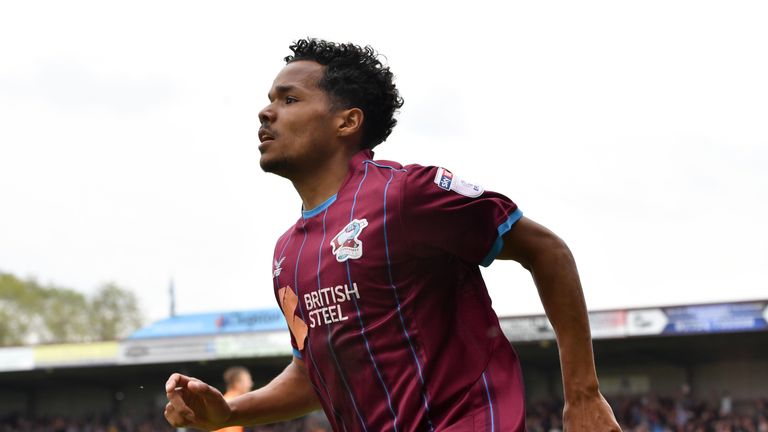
[272,149,526,432]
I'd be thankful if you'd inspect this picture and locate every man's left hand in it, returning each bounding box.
[563,392,622,432]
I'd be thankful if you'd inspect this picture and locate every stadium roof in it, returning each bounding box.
[126,308,285,339]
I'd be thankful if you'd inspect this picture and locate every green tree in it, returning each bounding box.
[39,286,91,343]
[0,273,40,345]
[89,282,144,341]
[0,271,144,346]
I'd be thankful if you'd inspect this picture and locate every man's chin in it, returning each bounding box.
[259,155,289,176]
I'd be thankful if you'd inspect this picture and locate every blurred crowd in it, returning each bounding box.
[527,394,768,432]
[0,414,170,432]
[0,412,331,432]
[2,394,767,431]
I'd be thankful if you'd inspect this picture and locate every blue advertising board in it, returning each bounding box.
[662,302,768,334]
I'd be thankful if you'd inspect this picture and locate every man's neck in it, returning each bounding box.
[292,150,356,211]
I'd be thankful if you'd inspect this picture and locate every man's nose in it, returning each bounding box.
[259,105,275,125]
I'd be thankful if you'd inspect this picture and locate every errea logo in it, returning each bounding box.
[273,257,286,278]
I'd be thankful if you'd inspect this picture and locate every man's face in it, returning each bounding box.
[258,61,339,177]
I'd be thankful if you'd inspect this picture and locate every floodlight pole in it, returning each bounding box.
[169,277,176,318]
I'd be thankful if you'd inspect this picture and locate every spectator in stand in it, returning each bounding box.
[721,391,734,417]
[216,366,254,432]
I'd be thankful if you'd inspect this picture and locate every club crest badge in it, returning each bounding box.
[330,219,369,262]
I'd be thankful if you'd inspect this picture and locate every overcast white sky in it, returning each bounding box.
[1,1,766,324]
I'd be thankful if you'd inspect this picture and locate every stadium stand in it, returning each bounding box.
[1,301,766,431]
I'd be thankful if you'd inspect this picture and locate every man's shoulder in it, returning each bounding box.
[359,158,439,182]
[350,159,447,206]
[352,159,437,200]
[362,157,433,171]
[362,157,406,171]
[349,150,436,180]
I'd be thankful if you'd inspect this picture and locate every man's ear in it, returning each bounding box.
[337,108,364,138]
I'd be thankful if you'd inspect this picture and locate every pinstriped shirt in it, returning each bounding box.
[272,150,526,432]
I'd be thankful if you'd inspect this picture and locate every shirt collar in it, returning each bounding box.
[300,149,374,219]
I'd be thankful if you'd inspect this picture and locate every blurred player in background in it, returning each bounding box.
[164,38,622,431]
[214,366,253,432]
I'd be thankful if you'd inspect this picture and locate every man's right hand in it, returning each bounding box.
[164,373,233,430]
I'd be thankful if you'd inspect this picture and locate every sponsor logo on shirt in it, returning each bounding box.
[303,283,361,328]
[330,219,369,262]
[433,167,485,198]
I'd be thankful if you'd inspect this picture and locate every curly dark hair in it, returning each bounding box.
[284,38,404,150]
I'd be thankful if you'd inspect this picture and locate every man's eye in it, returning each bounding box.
[285,96,298,104]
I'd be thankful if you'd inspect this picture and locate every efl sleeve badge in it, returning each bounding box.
[433,167,484,198]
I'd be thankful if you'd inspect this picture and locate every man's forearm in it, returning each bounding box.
[224,360,322,426]
[529,237,600,400]
[499,217,620,429]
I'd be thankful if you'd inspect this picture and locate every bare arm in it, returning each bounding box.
[164,357,321,430]
[226,356,321,426]
[497,216,620,431]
